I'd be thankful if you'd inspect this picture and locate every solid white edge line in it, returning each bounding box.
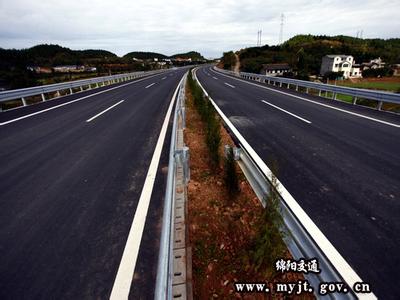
[195,67,377,299]
[261,100,312,124]
[109,73,185,300]
[85,100,125,122]
[211,67,400,128]
[0,72,169,126]
[224,82,235,88]
[145,83,156,89]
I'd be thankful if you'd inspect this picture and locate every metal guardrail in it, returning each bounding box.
[0,69,166,110]
[193,68,377,300]
[155,72,190,300]
[215,66,400,109]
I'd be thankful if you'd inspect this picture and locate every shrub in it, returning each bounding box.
[224,146,239,196]
[187,70,221,168]
[252,174,286,275]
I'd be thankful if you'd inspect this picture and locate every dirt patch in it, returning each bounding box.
[185,81,314,299]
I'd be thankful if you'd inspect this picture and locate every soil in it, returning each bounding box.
[185,83,315,299]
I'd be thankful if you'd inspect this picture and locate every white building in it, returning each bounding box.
[320,55,362,78]
[261,63,292,76]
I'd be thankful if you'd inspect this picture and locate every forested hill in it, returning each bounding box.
[223,35,400,75]
[170,51,205,60]
[123,51,168,60]
[0,44,118,69]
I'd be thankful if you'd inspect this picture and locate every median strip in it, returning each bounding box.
[261,100,312,124]
[85,100,125,123]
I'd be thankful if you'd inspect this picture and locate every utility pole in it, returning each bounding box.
[257,29,263,46]
[257,30,262,46]
[279,13,285,44]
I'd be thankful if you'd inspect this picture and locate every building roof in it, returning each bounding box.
[262,63,291,70]
[325,55,352,59]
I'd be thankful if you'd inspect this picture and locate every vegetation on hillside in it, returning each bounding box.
[170,51,205,60]
[221,35,400,78]
[123,51,167,60]
[0,44,206,89]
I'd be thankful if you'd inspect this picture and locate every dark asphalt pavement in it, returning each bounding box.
[0,69,186,299]
[197,66,400,299]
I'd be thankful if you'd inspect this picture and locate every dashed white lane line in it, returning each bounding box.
[212,76,218,80]
[109,74,185,300]
[86,100,125,122]
[161,77,167,80]
[145,83,156,89]
[224,82,235,88]
[212,68,400,128]
[261,100,312,124]
[0,73,169,127]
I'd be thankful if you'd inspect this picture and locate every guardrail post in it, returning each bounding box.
[377,101,383,110]
[296,85,299,91]
[41,93,46,101]
[21,97,27,106]
[318,90,322,97]
[287,83,290,89]
[69,88,73,94]
[333,92,337,100]
[80,86,83,92]
[306,87,309,94]
[353,96,358,105]
[280,82,283,88]
[56,91,61,98]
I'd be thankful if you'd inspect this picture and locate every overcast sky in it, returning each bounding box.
[0,0,399,58]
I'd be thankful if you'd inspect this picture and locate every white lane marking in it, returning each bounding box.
[85,100,124,123]
[212,76,218,80]
[224,82,235,88]
[0,72,169,126]
[110,74,185,300]
[161,77,167,80]
[145,83,155,89]
[212,68,400,128]
[261,100,312,124]
[195,68,377,299]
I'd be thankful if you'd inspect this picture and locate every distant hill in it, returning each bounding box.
[170,51,205,60]
[223,35,400,76]
[123,51,168,60]
[0,44,206,88]
[0,44,118,69]
[124,51,205,61]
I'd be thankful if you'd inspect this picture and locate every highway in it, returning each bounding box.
[0,68,186,299]
[197,66,400,299]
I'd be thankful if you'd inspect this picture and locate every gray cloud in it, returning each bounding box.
[0,0,399,58]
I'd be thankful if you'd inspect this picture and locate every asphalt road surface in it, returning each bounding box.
[197,66,400,299]
[0,68,186,299]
